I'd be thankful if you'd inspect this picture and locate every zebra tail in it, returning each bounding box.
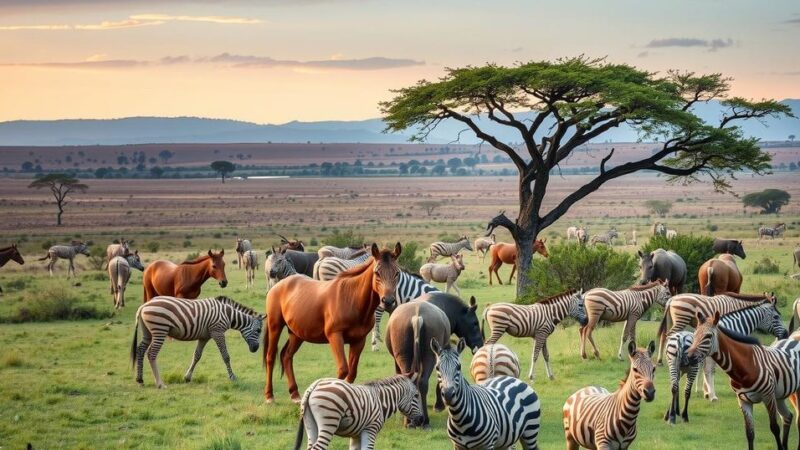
[657,309,668,341]
[130,311,140,369]
[37,253,50,261]
[704,266,714,297]
[293,416,305,450]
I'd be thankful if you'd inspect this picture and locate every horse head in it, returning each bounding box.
[207,249,227,288]
[11,244,24,265]
[372,242,402,311]
[534,238,549,258]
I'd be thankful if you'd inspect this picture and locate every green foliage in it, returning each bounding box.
[87,246,106,271]
[183,240,192,248]
[742,189,791,214]
[644,200,673,217]
[146,242,160,253]
[41,239,54,250]
[309,237,319,247]
[522,242,638,303]
[397,241,424,273]
[203,436,242,450]
[6,285,110,323]
[752,257,781,275]
[640,234,715,292]
[185,252,200,262]
[706,224,719,232]
[324,229,365,248]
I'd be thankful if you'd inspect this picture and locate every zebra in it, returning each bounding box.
[431,337,541,450]
[652,222,667,237]
[666,229,678,239]
[312,252,369,281]
[38,241,91,277]
[427,236,473,263]
[108,252,144,309]
[473,233,495,262]
[663,331,702,424]
[482,289,587,381]
[317,245,366,261]
[235,238,252,270]
[268,251,300,281]
[563,341,656,450]
[243,250,258,289]
[759,223,787,240]
[687,312,800,450]
[371,271,439,351]
[130,295,264,389]
[589,229,618,246]
[105,239,130,269]
[581,280,671,360]
[469,343,521,384]
[294,374,424,450]
[576,227,588,245]
[419,254,466,296]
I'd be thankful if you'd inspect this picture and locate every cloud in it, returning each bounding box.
[0,13,261,31]
[637,51,649,58]
[645,37,735,51]
[130,14,261,25]
[0,24,71,30]
[74,18,165,30]
[0,53,424,71]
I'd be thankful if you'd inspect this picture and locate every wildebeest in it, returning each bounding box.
[142,250,228,302]
[712,238,746,259]
[385,301,451,427]
[271,248,319,278]
[419,254,466,296]
[698,254,742,296]
[38,240,91,277]
[638,249,687,294]
[488,240,548,285]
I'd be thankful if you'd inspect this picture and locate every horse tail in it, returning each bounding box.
[411,313,423,385]
[130,308,140,369]
[705,266,715,296]
[657,307,669,342]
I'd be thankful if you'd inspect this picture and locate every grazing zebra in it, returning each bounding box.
[666,229,678,239]
[235,238,252,270]
[427,236,473,263]
[563,341,656,450]
[470,343,520,384]
[663,331,702,424]
[312,252,369,281]
[652,222,667,237]
[759,223,787,240]
[294,374,424,450]
[431,338,541,450]
[656,291,777,364]
[687,312,800,450]
[130,295,264,388]
[108,252,144,309]
[370,271,439,352]
[243,250,258,289]
[38,241,91,277]
[581,280,671,360]
[483,289,587,381]
[317,245,365,261]
[589,229,618,246]
[473,234,495,262]
[419,254,466,296]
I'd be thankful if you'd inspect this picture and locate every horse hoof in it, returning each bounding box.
[184,376,192,383]
[291,396,301,404]
[265,397,274,404]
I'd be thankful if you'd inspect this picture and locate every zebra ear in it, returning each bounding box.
[392,242,402,258]
[712,311,721,325]
[219,249,224,256]
[456,338,466,354]
[430,337,442,355]
[637,250,644,258]
[208,250,213,257]
[647,340,656,357]
[696,311,706,324]
[627,340,637,357]
[469,296,477,311]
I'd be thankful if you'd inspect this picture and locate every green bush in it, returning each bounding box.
[309,237,319,247]
[183,240,192,248]
[185,252,200,262]
[87,246,106,271]
[6,285,111,323]
[324,229,364,248]
[146,241,160,253]
[752,257,781,275]
[522,242,638,304]
[397,241,425,273]
[706,224,719,232]
[640,234,715,292]
[436,232,463,242]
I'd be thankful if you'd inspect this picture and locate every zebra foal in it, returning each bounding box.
[427,236,472,262]
[469,343,520,384]
[294,374,424,450]
[131,295,264,388]
[38,240,91,277]
[242,250,258,289]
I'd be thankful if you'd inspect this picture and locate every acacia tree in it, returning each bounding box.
[28,173,88,226]
[644,200,673,217]
[742,189,791,214]
[382,57,792,297]
[210,160,235,183]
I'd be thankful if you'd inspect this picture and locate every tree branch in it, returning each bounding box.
[441,106,528,172]
[485,210,518,238]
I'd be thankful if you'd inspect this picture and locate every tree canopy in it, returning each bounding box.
[742,189,791,214]
[210,160,235,183]
[644,200,673,218]
[28,173,88,226]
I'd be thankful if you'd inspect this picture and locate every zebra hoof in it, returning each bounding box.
[184,376,192,383]
[229,375,238,382]
[547,374,555,381]
[157,383,167,389]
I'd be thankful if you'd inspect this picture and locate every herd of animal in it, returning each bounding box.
[3,225,800,449]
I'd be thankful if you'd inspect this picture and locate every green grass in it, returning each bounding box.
[1,223,799,448]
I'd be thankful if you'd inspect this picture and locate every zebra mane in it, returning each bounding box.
[719,292,772,302]
[627,281,663,291]
[363,374,409,388]
[718,325,763,347]
[213,296,259,317]
[535,288,578,305]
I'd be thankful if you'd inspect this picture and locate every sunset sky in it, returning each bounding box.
[1,0,798,124]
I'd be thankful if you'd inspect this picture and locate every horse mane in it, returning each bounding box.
[628,281,663,291]
[720,292,771,302]
[337,257,375,278]
[536,288,578,305]
[719,325,762,346]
[0,245,16,252]
[182,254,211,265]
[213,296,259,316]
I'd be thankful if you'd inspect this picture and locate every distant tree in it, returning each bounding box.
[417,166,428,175]
[447,157,463,170]
[418,200,443,216]
[159,150,174,164]
[117,155,129,165]
[150,166,164,178]
[210,160,235,183]
[463,156,479,168]
[135,163,146,172]
[398,163,409,174]
[21,161,34,172]
[432,164,446,175]
[148,157,157,164]
[28,173,88,226]
[790,162,798,171]
[94,167,110,179]
[742,189,791,214]
[644,199,673,217]
[790,134,796,142]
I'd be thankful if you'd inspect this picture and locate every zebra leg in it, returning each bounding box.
[764,395,783,450]
[184,338,209,382]
[617,318,637,361]
[528,337,542,381]
[210,331,236,381]
[359,428,379,450]
[308,409,335,450]
[146,333,167,389]
[348,435,361,450]
[135,327,152,385]
[542,340,554,380]
[450,279,461,297]
[775,398,793,450]
[371,307,384,352]
[703,357,718,401]
[302,408,319,450]
[682,363,700,422]
[738,399,756,450]
[69,257,76,278]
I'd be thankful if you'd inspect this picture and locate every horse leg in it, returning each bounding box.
[146,332,167,389]
[281,334,305,401]
[327,332,350,380]
[507,264,516,284]
[703,357,718,401]
[184,338,209,382]
[264,322,283,402]
[345,338,366,383]
[450,279,461,297]
[789,392,800,450]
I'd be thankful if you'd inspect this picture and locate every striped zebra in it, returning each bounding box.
[759,223,786,240]
[563,341,656,450]
[469,343,521,384]
[687,312,800,450]
[663,331,701,424]
[589,229,618,246]
[268,252,301,281]
[427,236,473,263]
[370,271,439,351]
[431,338,541,450]
[243,250,258,289]
[581,280,671,360]
[312,252,369,281]
[656,291,777,364]
[293,374,424,450]
[317,245,366,261]
[482,289,587,381]
[38,241,91,277]
[130,295,264,389]
[235,238,252,270]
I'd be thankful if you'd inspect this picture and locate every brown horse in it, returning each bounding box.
[698,254,742,296]
[263,243,402,403]
[488,240,548,285]
[142,250,228,302]
[0,244,24,268]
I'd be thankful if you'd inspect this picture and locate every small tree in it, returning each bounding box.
[644,200,673,217]
[418,200,443,216]
[789,134,796,142]
[742,189,791,214]
[28,174,88,226]
[210,161,235,183]
[159,150,174,164]
[150,166,164,178]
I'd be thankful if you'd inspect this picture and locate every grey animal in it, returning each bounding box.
[272,247,318,278]
[474,234,496,262]
[38,240,91,277]
[313,252,369,281]
[419,254,466,296]
[105,238,130,268]
[652,222,667,236]
[713,238,746,259]
[427,236,473,262]
[317,245,365,261]
[108,251,144,309]
[268,251,301,281]
[243,250,258,289]
[793,245,800,270]
[590,229,618,246]
[758,223,786,240]
[638,248,687,294]
[235,238,252,270]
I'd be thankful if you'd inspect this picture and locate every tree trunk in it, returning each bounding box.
[56,207,63,226]
[221,174,226,184]
[515,224,536,299]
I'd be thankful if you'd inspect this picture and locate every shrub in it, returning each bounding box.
[324,229,364,248]
[398,241,425,273]
[640,234,715,292]
[41,239,54,250]
[309,237,319,247]
[4,277,30,291]
[146,241,160,253]
[436,233,463,242]
[522,242,638,304]
[183,240,192,248]
[87,246,106,271]
[213,232,223,239]
[706,224,719,232]
[185,252,200,262]
[6,285,111,323]
[752,257,781,274]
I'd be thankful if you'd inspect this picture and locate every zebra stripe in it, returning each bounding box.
[564,341,656,449]
[469,343,520,384]
[427,236,472,262]
[371,271,439,351]
[483,289,587,381]
[433,339,541,450]
[589,229,618,246]
[317,245,366,261]
[39,241,91,278]
[758,223,786,239]
[313,253,369,281]
[131,296,264,388]
[664,331,702,424]
[294,374,423,449]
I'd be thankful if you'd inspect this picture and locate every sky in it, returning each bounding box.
[0,0,798,124]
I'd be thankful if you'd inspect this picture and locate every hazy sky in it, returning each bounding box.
[1,0,798,123]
